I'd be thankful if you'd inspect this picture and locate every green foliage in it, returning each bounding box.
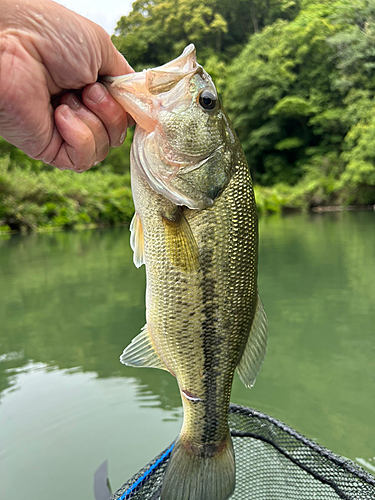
[338,110,375,203]
[3,0,375,232]
[0,130,132,176]
[223,0,375,206]
[254,184,296,214]
[0,128,134,232]
[112,0,228,69]
[224,1,342,184]
[112,0,301,69]
[329,0,375,92]
[0,137,54,173]
[0,157,133,232]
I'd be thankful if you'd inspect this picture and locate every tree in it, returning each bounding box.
[224,1,341,184]
[224,0,375,195]
[112,0,301,69]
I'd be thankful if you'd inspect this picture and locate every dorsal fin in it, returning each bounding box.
[120,324,168,371]
[130,212,145,268]
[236,292,268,388]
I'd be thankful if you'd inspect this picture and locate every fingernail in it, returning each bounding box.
[87,84,106,104]
[60,104,74,119]
[120,130,127,144]
[115,130,127,147]
[66,94,81,110]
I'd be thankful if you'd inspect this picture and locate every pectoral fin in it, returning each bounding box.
[120,324,168,371]
[162,209,199,272]
[236,292,268,388]
[130,212,145,268]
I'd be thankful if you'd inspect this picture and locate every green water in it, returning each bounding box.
[0,212,374,499]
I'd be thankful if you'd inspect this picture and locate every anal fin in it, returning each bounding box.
[120,324,168,371]
[236,292,268,388]
[130,212,145,268]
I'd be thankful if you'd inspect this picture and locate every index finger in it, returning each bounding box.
[82,82,132,147]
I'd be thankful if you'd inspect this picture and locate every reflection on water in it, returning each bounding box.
[0,228,180,411]
[356,457,375,473]
[0,362,181,499]
[0,213,374,499]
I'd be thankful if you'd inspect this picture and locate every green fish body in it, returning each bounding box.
[104,45,268,500]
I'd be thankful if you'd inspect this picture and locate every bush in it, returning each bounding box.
[0,157,134,232]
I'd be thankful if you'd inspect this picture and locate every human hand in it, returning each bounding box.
[0,0,133,172]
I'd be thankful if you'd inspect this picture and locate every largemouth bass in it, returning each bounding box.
[103,45,267,500]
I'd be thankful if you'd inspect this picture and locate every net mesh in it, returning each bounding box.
[111,404,375,500]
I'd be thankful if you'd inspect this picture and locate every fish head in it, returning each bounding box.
[103,45,237,209]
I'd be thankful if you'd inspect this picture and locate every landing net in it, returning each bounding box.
[110,404,375,500]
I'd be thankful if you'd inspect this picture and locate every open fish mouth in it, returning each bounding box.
[101,44,198,87]
[100,44,201,132]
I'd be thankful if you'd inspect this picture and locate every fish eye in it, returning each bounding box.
[199,91,217,110]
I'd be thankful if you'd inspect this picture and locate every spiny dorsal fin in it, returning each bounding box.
[236,292,268,388]
[120,324,168,371]
[130,212,145,268]
[162,210,199,272]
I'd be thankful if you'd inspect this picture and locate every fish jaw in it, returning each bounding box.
[101,72,156,133]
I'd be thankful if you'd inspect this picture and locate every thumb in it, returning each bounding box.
[96,29,134,77]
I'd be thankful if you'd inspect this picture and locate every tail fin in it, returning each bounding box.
[161,432,235,500]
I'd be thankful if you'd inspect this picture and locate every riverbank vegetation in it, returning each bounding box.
[1,0,375,232]
[0,145,133,233]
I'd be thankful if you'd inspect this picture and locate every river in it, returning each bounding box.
[0,211,374,499]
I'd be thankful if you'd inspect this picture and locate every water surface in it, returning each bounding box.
[0,212,374,499]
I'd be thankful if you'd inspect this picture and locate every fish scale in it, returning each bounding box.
[133,151,257,463]
[103,44,267,500]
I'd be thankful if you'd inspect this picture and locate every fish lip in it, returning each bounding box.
[98,76,125,86]
[99,44,200,128]
[99,73,142,84]
[99,43,197,91]
[101,71,157,133]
